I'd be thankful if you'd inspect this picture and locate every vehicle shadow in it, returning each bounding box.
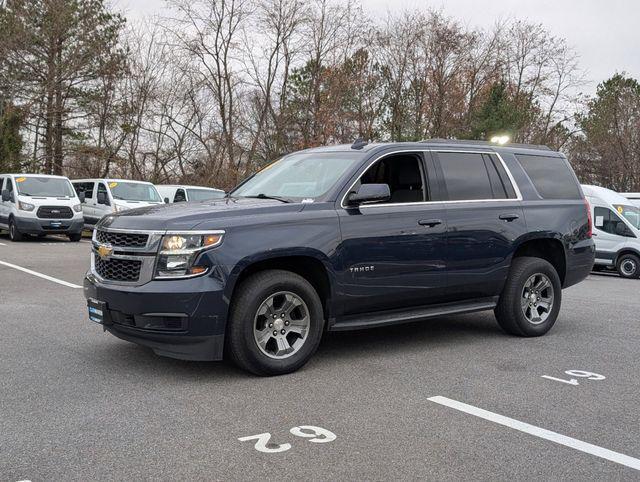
[92,312,506,380]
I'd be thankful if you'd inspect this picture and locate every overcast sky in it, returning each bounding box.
[117,0,639,97]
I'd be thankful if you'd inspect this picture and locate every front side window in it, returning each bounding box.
[187,188,225,201]
[612,204,640,230]
[594,207,635,237]
[108,182,161,202]
[73,182,95,200]
[516,154,582,200]
[232,152,363,201]
[358,153,427,203]
[14,176,75,197]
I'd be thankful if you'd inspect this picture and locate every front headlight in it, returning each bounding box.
[73,204,82,213]
[18,201,35,212]
[155,231,224,279]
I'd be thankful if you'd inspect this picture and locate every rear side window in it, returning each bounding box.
[516,154,581,200]
[73,182,95,199]
[437,152,516,201]
[174,189,187,202]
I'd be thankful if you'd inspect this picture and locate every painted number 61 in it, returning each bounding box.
[542,370,606,386]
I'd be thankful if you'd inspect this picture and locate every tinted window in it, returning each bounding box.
[73,182,95,200]
[438,152,494,201]
[97,183,108,202]
[359,153,426,203]
[174,189,187,202]
[594,207,635,237]
[516,154,581,200]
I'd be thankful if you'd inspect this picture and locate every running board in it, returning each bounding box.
[329,298,498,332]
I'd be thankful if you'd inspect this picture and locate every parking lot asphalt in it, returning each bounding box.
[1,233,639,481]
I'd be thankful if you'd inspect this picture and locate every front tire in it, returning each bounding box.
[9,218,23,242]
[226,270,324,376]
[616,253,640,279]
[495,257,562,337]
[68,233,82,242]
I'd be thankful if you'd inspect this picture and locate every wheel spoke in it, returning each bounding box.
[534,277,550,292]
[275,336,291,355]
[538,300,551,312]
[282,293,302,315]
[288,318,308,336]
[256,328,272,349]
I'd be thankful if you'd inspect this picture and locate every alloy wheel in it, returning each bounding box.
[521,273,554,325]
[253,291,310,359]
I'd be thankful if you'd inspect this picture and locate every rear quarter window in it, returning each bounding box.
[516,154,582,200]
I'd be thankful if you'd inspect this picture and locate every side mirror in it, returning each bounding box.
[1,189,11,202]
[164,197,170,204]
[97,192,109,205]
[347,183,391,206]
[615,222,630,237]
[78,192,86,203]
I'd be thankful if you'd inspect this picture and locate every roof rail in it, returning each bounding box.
[420,138,552,151]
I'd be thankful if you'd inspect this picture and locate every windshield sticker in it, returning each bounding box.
[15,177,26,183]
[302,198,314,203]
[109,182,118,188]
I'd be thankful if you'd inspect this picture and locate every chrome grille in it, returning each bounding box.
[95,257,142,282]
[96,230,148,248]
[37,206,73,219]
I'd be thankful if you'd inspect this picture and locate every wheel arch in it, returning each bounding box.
[512,235,567,285]
[614,248,640,265]
[226,249,336,321]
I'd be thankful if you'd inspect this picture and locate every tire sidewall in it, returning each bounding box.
[9,219,20,242]
[617,254,639,279]
[231,273,324,375]
[511,259,562,336]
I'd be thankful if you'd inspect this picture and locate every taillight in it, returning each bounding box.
[584,198,592,238]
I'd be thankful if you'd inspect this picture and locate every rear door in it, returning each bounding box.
[433,150,526,301]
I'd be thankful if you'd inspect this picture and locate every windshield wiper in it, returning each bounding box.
[242,193,293,203]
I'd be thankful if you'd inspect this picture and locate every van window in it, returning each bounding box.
[187,188,225,201]
[594,207,635,237]
[174,189,187,202]
[73,182,95,200]
[516,154,582,200]
[438,152,509,201]
[97,183,109,203]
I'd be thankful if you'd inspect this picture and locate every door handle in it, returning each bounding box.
[499,213,519,222]
[418,219,442,227]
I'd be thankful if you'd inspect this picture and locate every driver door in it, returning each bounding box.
[335,150,448,316]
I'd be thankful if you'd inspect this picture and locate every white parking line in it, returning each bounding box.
[428,396,640,472]
[0,242,6,246]
[0,260,82,289]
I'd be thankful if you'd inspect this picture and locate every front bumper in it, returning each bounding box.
[83,271,228,361]
[15,216,84,235]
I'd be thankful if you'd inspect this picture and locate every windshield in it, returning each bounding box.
[187,188,225,201]
[108,181,161,202]
[15,176,75,197]
[614,204,640,229]
[231,152,363,200]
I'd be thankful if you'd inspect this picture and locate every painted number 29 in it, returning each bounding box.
[238,426,336,453]
[542,370,606,386]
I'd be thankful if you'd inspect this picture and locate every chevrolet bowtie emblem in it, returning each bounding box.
[97,244,114,260]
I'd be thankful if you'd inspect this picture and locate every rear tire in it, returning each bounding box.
[226,270,324,376]
[495,257,562,337]
[616,254,640,279]
[9,218,23,242]
[68,233,82,242]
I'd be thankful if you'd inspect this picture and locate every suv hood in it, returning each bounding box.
[99,197,305,231]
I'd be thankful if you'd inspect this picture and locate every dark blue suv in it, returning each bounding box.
[84,140,595,375]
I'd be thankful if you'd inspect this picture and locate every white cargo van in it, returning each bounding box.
[0,174,84,241]
[156,184,225,203]
[582,185,640,278]
[72,179,163,228]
